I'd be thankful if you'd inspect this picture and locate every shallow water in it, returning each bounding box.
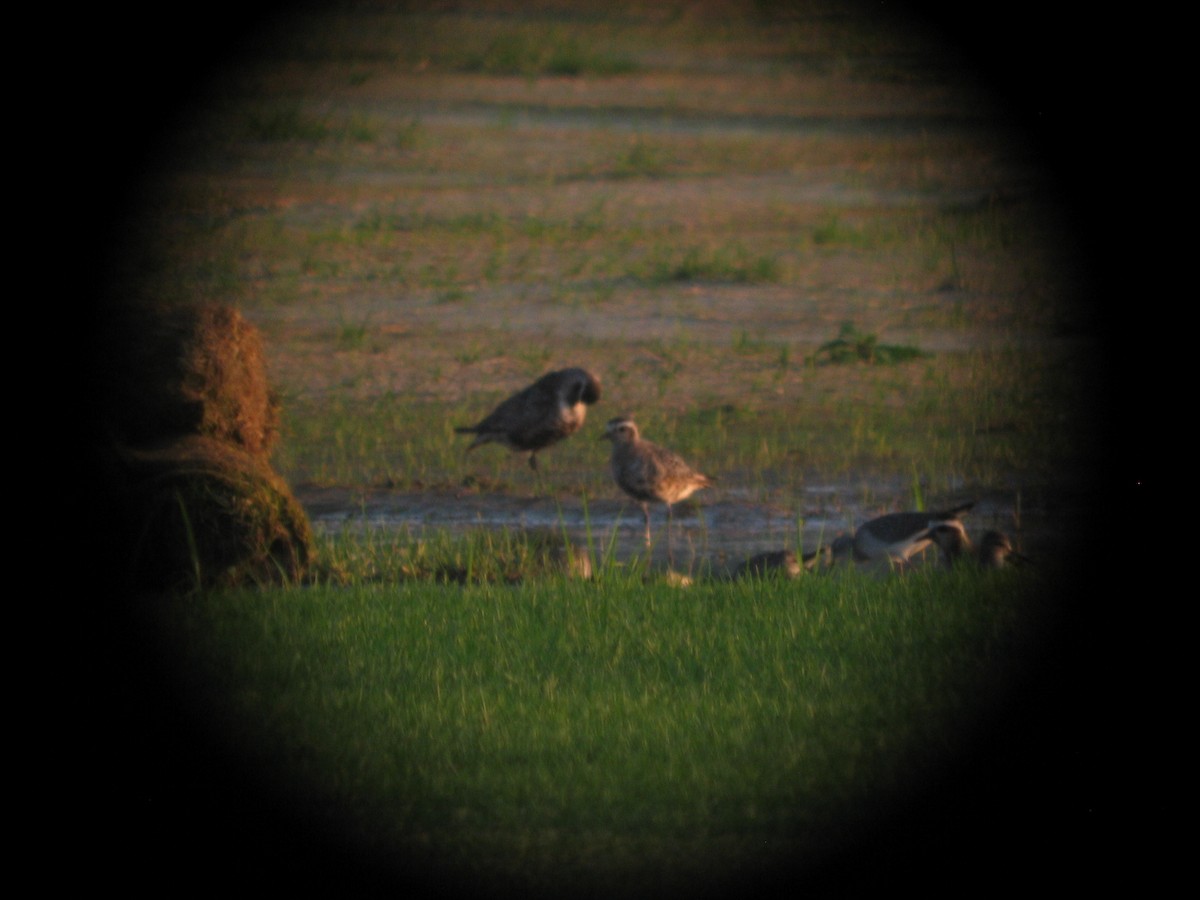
[297,481,1043,575]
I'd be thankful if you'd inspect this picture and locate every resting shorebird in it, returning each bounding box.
[732,545,831,580]
[455,367,601,471]
[978,530,1030,568]
[831,502,975,567]
[601,417,714,548]
[930,525,1031,569]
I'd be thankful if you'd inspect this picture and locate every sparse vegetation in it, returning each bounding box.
[644,244,782,284]
[810,321,929,366]
[614,137,673,178]
[335,308,371,351]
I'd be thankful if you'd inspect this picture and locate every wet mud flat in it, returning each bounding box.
[297,482,1052,576]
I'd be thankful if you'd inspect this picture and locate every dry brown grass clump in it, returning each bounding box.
[101,303,279,456]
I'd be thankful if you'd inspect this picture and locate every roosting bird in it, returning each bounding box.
[731,545,832,580]
[601,416,714,549]
[455,367,601,471]
[929,525,1031,569]
[831,502,975,567]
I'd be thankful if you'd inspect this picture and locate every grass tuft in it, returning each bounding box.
[810,322,928,366]
[644,244,782,284]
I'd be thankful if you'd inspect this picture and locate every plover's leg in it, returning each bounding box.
[529,453,546,497]
[665,503,675,568]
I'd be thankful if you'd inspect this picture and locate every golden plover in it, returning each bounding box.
[601,416,714,547]
[455,367,601,471]
[831,502,975,567]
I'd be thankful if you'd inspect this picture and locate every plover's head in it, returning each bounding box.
[979,530,1017,568]
[557,368,602,406]
[929,519,972,561]
[601,417,639,443]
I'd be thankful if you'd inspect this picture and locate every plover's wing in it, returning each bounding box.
[931,501,974,520]
[644,441,713,504]
[853,511,938,561]
[611,443,660,503]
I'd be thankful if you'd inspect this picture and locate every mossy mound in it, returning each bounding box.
[119,435,313,592]
[98,302,311,591]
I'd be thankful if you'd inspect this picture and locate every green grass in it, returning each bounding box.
[270,338,1090,500]
[313,522,609,586]
[166,561,1039,894]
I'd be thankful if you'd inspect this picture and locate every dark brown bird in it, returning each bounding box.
[455,367,601,471]
[601,416,714,547]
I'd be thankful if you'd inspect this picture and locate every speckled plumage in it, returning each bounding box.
[601,417,713,546]
[455,367,601,470]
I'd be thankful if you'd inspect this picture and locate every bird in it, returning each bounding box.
[600,416,714,549]
[831,502,975,567]
[929,525,1031,569]
[924,518,973,567]
[455,367,601,471]
[732,545,831,580]
[979,530,1031,568]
